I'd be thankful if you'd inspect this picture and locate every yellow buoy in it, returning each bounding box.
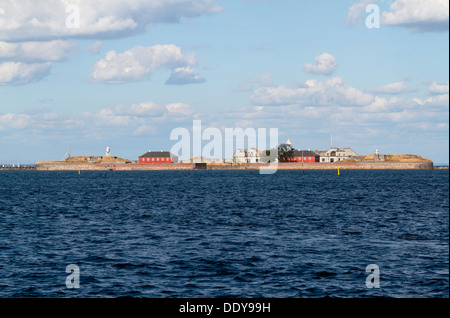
[78,169,81,175]
[338,168,340,176]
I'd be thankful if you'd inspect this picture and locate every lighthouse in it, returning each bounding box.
[286,139,293,151]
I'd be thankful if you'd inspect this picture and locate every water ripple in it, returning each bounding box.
[0,170,448,298]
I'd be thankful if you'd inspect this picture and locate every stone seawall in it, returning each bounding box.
[260,162,434,170]
[36,163,193,171]
[36,161,433,171]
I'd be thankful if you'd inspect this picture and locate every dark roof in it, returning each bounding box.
[292,150,320,157]
[140,151,175,158]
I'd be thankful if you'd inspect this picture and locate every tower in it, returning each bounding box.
[286,139,292,151]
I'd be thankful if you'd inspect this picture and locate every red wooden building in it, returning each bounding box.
[139,151,178,164]
[282,150,320,163]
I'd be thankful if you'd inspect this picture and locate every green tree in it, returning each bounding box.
[278,143,295,162]
[260,143,295,163]
[260,148,278,163]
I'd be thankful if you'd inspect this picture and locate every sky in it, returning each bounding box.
[0,0,449,164]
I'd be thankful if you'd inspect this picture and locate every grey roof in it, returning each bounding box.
[140,151,175,158]
[292,150,320,157]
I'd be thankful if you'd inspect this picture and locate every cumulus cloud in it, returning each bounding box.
[382,0,449,32]
[428,82,450,95]
[0,62,52,85]
[370,81,419,94]
[0,0,222,42]
[166,103,195,116]
[251,77,373,107]
[347,0,449,32]
[0,0,220,85]
[414,94,449,107]
[0,110,80,134]
[165,67,206,85]
[347,0,376,25]
[0,113,32,130]
[0,40,76,86]
[90,45,204,84]
[303,53,338,76]
[0,40,77,62]
[84,100,195,127]
[113,102,167,117]
[1,98,196,144]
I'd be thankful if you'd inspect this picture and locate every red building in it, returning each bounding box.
[282,150,320,163]
[139,151,178,164]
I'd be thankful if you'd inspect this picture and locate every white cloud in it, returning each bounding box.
[0,40,76,62]
[347,0,376,25]
[1,99,197,142]
[303,53,338,76]
[347,0,449,32]
[415,94,450,107]
[0,0,222,41]
[370,81,418,94]
[83,100,196,128]
[0,113,32,130]
[429,82,450,95]
[166,103,195,116]
[0,40,76,85]
[0,0,220,85]
[251,77,373,107]
[114,102,167,117]
[0,110,80,134]
[382,0,449,32]
[0,61,51,85]
[90,45,204,84]
[165,66,206,85]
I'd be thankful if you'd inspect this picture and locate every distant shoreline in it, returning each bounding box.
[28,161,435,171]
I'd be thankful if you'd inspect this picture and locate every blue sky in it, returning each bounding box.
[0,0,449,163]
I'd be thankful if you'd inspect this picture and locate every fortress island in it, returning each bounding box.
[34,147,434,171]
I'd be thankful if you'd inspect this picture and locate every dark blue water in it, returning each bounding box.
[0,170,448,298]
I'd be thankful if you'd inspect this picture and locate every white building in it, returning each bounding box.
[320,148,359,163]
[233,148,262,164]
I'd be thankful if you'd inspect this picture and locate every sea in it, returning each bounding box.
[0,170,448,298]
